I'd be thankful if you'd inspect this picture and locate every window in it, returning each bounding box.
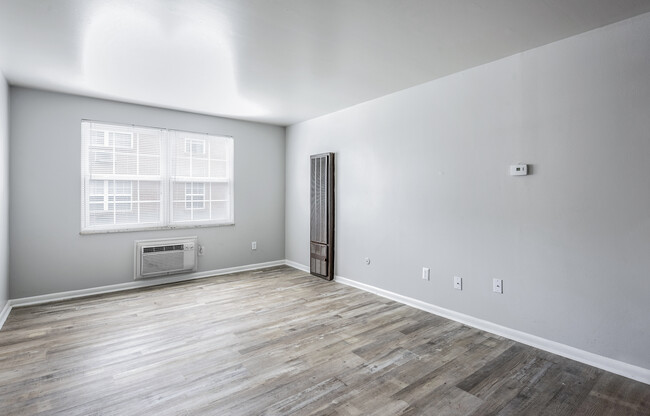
[81,121,234,233]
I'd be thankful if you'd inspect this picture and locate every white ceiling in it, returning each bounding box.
[1,1,650,126]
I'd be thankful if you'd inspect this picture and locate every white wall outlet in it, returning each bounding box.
[251,241,257,250]
[422,267,430,281]
[364,257,371,265]
[454,276,462,290]
[493,279,503,293]
[198,245,204,256]
[509,164,528,176]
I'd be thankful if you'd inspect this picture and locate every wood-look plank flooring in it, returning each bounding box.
[0,266,648,415]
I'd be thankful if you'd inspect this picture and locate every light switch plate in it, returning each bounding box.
[493,279,503,293]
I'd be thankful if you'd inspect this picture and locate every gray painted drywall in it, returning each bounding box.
[9,88,285,298]
[286,13,650,369]
[0,73,8,308]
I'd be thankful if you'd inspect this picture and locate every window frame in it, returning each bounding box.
[80,120,234,234]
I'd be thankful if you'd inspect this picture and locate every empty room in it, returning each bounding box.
[0,1,649,415]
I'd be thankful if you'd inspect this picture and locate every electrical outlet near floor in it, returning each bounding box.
[251,241,257,250]
[493,279,503,294]
[454,276,462,290]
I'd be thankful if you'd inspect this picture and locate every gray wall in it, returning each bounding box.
[10,88,285,298]
[286,13,650,369]
[0,73,8,308]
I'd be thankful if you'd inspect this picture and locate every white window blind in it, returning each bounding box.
[81,121,234,233]
[169,130,233,225]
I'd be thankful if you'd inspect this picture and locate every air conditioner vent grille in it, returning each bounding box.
[143,244,184,253]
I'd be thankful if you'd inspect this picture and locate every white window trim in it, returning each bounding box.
[81,120,234,234]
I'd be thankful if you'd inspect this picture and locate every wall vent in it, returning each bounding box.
[310,152,335,280]
[134,237,197,279]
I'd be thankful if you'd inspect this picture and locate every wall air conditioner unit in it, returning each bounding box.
[134,237,197,280]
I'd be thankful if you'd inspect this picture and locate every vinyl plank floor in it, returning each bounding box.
[0,266,648,415]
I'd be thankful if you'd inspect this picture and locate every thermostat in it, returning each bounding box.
[509,164,528,176]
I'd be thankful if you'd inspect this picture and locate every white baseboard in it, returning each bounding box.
[3,259,285,312]
[282,261,648,385]
[0,299,10,330]
[284,259,309,272]
[327,272,649,385]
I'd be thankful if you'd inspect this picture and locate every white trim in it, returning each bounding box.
[79,221,235,235]
[281,261,649,385]
[4,260,285,310]
[0,300,11,330]
[284,259,309,272]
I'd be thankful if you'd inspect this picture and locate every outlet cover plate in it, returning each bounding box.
[422,267,430,281]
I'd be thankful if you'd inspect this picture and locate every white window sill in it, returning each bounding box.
[80,222,235,235]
